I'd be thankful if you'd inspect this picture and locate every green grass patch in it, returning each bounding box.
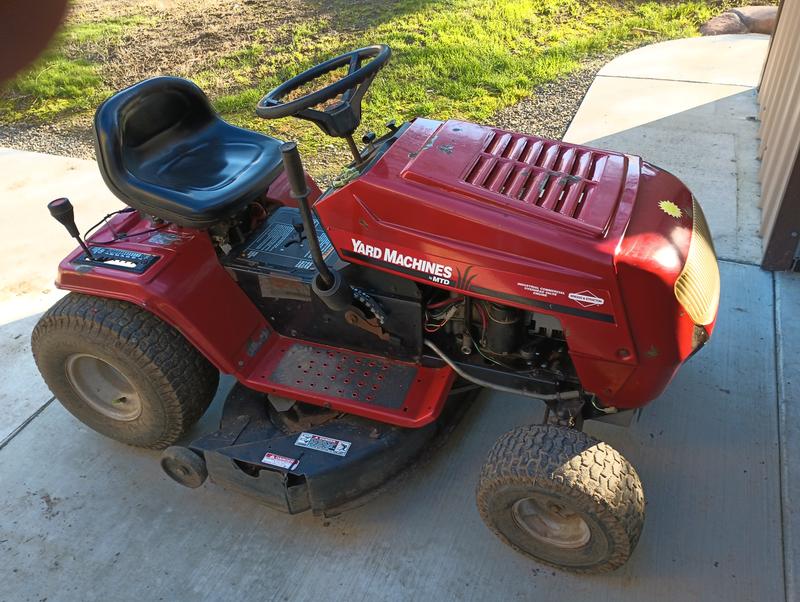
[0,0,746,159]
[0,15,155,123]
[60,15,155,45]
[11,57,103,119]
[210,0,722,154]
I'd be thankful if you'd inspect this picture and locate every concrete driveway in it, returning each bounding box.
[1,35,797,602]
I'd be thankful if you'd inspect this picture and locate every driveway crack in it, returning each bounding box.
[0,396,55,451]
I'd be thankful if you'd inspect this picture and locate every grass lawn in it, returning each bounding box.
[0,0,773,178]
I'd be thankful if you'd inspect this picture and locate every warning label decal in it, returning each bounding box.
[294,432,351,457]
[261,452,300,470]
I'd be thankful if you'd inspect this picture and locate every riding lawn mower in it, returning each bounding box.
[31,45,720,573]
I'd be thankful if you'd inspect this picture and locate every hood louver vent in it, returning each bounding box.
[463,130,617,234]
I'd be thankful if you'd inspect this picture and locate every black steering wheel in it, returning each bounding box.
[256,45,391,138]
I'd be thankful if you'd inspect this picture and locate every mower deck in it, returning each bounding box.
[189,381,478,515]
[242,336,455,427]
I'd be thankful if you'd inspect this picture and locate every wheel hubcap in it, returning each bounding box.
[65,354,142,421]
[511,495,591,549]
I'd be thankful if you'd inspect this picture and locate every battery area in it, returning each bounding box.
[224,206,339,281]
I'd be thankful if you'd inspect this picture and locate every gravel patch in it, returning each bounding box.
[490,53,614,140]
[0,118,95,160]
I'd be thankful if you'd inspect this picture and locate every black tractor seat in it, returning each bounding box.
[94,77,284,229]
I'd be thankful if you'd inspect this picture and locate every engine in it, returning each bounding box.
[419,291,580,397]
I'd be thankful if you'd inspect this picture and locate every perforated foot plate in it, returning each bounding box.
[242,336,456,428]
[270,344,415,409]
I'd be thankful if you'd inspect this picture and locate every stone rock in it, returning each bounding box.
[732,6,779,35]
[700,6,779,36]
[700,12,749,36]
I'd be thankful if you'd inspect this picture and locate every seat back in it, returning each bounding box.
[94,77,215,204]
[121,85,213,164]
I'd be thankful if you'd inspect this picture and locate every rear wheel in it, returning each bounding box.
[32,293,219,449]
[476,424,644,573]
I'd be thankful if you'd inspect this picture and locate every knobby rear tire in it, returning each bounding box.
[31,293,219,449]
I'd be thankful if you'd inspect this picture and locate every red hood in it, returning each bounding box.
[314,118,644,327]
[399,119,638,242]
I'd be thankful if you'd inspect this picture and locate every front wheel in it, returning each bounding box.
[32,293,219,449]
[476,425,645,573]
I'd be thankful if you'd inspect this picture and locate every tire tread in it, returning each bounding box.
[32,293,218,449]
[476,424,645,573]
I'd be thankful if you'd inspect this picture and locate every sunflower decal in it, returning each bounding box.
[658,200,682,219]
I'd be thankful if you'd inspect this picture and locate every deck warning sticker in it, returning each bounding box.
[261,452,299,470]
[295,432,351,457]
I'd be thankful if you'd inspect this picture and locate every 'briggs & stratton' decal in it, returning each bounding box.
[568,290,605,307]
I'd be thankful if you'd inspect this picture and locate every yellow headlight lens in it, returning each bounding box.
[674,198,720,325]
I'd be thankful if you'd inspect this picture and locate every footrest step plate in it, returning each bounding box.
[243,338,455,427]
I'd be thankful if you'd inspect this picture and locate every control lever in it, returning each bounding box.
[47,198,95,260]
[345,308,398,343]
[280,142,352,311]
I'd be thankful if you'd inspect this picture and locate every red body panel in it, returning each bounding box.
[56,171,318,376]
[315,119,716,408]
[54,119,717,420]
[57,214,267,375]
[54,172,455,427]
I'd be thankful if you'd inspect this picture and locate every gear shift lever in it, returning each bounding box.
[48,198,95,260]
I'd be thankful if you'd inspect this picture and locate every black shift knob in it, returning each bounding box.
[48,197,80,238]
